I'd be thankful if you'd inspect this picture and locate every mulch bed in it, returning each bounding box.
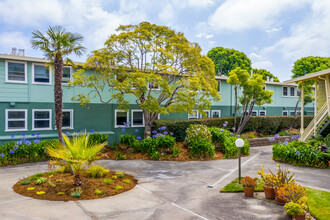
[102,142,225,161]
[13,171,137,201]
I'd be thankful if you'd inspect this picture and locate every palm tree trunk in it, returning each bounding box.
[54,58,64,144]
[74,173,82,186]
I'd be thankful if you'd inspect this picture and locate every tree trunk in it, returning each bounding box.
[143,111,158,138]
[234,86,238,133]
[54,58,64,144]
[237,102,255,134]
[293,95,301,118]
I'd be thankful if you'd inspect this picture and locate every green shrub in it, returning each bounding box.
[21,180,31,185]
[103,178,112,184]
[185,124,212,146]
[157,135,175,151]
[120,134,136,146]
[209,127,249,158]
[116,172,125,178]
[36,177,47,185]
[115,185,123,190]
[189,140,215,158]
[87,165,109,178]
[172,146,180,158]
[115,152,127,160]
[88,133,108,146]
[56,164,71,174]
[272,141,328,168]
[94,189,103,195]
[325,133,330,148]
[150,151,161,160]
[152,116,313,141]
[123,179,131,183]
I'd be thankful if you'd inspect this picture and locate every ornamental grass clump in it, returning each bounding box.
[46,132,107,186]
[269,164,295,192]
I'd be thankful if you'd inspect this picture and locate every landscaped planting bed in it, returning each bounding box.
[13,170,137,201]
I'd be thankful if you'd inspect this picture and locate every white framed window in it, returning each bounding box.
[217,80,221,93]
[32,63,51,85]
[157,114,160,119]
[259,110,266,116]
[188,110,199,119]
[115,110,129,128]
[282,86,288,97]
[282,110,288,116]
[62,109,73,129]
[242,110,258,116]
[131,110,145,127]
[5,109,27,131]
[32,109,52,130]
[5,60,27,83]
[290,87,295,97]
[148,82,160,90]
[289,110,300,116]
[62,66,73,84]
[212,110,221,118]
[200,110,210,118]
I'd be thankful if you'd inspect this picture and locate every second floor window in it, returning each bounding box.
[6,61,27,83]
[62,67,72,84]
[33,64,50,84]
[283,87,288,96]
[290,87,295,96]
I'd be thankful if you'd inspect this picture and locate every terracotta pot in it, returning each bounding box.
[286,211,292,218]
[274,192,286,205]
[293,214,305,220]
[263,186,275,200]
[243,187,255,197]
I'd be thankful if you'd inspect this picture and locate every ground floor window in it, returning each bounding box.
[188,110,198,119]
[5,109,27,131]
[32,109,52,130]
[131,110,144,127]
[259,110,266,116]
[200,110,210,118]
[282,110,288,116]
[62,109,73,129]
[211,110,221,118]
[115,110,129,127]
[242,110,258,116]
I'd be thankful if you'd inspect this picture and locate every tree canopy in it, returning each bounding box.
[252,68,279,82]
[292,56,330,78]
[207,47,252,76]
[72,22,220,137]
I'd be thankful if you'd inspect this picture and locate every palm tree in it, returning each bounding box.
[46,133,107,185]
[31,26,86,144]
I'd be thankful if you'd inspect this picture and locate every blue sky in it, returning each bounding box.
[0,0,329,81]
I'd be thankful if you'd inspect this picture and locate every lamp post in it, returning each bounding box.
[235,138,244,184]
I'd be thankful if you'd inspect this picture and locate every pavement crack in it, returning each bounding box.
[74,201,98,220]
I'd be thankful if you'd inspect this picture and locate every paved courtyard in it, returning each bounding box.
[0,146,329,220]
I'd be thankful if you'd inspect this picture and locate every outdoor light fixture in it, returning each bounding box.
[235,138,244,184]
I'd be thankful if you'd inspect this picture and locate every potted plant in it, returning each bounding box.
[277,182,306,204]
[257,165,275,199]
[284,202,305,220]
[241,176,258,197]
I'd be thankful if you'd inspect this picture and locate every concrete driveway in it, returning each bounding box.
[0,146,329,220]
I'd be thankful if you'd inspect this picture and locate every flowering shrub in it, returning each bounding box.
[184,124,211,146]
[277,182,306,203]
[257,165,275,188]
[269,164,295,192]
[284,202,305,216]
[272,140,329,168]
[241,176,258,188]
[209,127,249,158]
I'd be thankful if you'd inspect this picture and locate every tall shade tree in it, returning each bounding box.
[291,56,330,117]
[236,74,273,134]
[252,68,279,82]
[72,22,220,138]
[31,26,86,143]
[227,67,250,132]
[207,47,252,76]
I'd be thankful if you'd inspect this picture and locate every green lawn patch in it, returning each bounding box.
[220,177,263,192]
[306,188,330,220]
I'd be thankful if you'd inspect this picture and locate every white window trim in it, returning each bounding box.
[241,110,258,116]
[148,82,160,90]
[282,86,288,97]
[211,110,221,118]
[289,87,296,97]
[62,109,74,130]
[131,110,145,127]
[61,66,73,86]
[289,110,300,116]
[5,109,28,132]
[32,109,52,131]
[115,110,129,128]
[200,110,210,118]
[5,60,27,84]
[282,110,288,116]
[32,63,52,85]
[157,114,160,119]
[259,110,266,116]
[188,110,199,119]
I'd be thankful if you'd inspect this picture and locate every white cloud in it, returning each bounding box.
[159,4,175,24]
[266,27,282,34]
[249,52,273,70]
[208,0,307,32]
[0,32,29,53]
[264,0,330,61]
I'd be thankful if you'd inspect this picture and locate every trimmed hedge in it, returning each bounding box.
[153,116,313,141]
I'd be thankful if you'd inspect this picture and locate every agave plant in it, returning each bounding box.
[46,133,106,185]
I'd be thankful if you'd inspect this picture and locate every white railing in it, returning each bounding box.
[301,102,329,141]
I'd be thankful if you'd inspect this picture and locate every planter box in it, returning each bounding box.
[247,136,291,147]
